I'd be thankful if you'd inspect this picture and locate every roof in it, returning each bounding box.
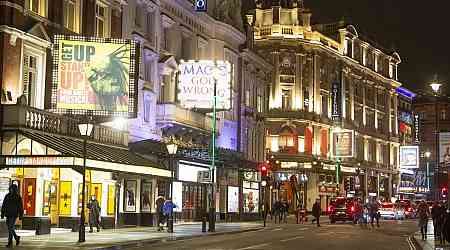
[20,130,163,168]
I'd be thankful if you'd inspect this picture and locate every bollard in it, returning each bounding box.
[202,214,207,232]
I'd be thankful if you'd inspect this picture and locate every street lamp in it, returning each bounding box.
[425,151,431,192]
[430,79,441,201]
[166,139,178,233]
[78,122,93,243]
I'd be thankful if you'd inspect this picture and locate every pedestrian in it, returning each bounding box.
[272,200,280,224]
[368,199,379,228]
[311,198,321,227]
[281,200,288,223]
[431,201,442,240]
[87,195,101,233]
[1,184,23,248]
[163,199,176,232]
[155,196,165,231]
[417,200,430,240]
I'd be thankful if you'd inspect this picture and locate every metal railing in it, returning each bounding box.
[2,104,128,146]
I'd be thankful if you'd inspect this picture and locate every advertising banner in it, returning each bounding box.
[178,60,232,111]
[331,130,354,158]
[172,181,183,212]
[439,133,450,166]
[331,81,342,121]
[399,146,419,169]
[227,186,239,213]
[52,35,138,116]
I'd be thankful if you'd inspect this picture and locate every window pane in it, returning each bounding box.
[97,19,104,37]
[32,0,39,13]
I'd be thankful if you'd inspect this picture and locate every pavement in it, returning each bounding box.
[0,221,264,249]
[413,220,450,250]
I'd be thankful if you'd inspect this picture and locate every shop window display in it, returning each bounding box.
[124,180,137,212]
[140,181,152,212]
[59,181,72,215]
[107,184,115,215]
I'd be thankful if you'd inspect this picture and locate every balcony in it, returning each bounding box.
[266,109,331,125]
[156,103,220,133]
[1,104,129,146]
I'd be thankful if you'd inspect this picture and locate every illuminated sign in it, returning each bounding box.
[178,60,232,111]
[5,156,74,166]
[331,81,342,121]
[195,0,207,12]
[439,132,450,166]
[52,35,138,117]
[331,130,354,158]
[399,146,419,169]
[414,114,420,143]
[399,111,413,125]
[227,186,239,213]
[281,162,298,168]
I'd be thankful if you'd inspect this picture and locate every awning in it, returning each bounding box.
[1,130,170,177]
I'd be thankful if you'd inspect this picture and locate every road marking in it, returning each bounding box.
[297,228,308,231]
[235,243,270,250]
[271,228,283,231]
[280,236,305,242]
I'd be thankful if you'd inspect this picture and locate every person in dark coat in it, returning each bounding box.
[87,195,101,233]
[1,184,23,248]
[155,196,165,231]
[417,200,430,240]
[311,199,321,227]
[431,202,443,240]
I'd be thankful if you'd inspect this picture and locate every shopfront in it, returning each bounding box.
[241,171,260,219]
[217,167,239,221]
[0,130,170,232]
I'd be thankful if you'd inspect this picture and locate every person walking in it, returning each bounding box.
[87,195,101,233]
[311,199,321,227]
[272,200,280,224]
[163,199,176,232]
[1,184,23,248]
[431,201,443,240]
[155,196,165,231]
[368,199,379,228]
[417,200,430,240]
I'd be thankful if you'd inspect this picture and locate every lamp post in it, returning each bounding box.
[166,139,178,233]
[425,151,431,193]
[430,78,441,201]
[78,122,93,243]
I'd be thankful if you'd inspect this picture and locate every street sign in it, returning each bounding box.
[195,0,207,12]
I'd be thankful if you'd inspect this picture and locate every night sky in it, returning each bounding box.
[305,0,450,94]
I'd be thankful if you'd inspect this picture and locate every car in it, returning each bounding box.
[328,197,362,224]
[396,200,415,218]
[379,202,405,220]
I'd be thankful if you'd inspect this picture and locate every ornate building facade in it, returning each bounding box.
[246,0,403,211]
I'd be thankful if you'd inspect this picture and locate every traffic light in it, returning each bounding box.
[441,187,448,199]
[260,163,269,177]
[344,178,350,191]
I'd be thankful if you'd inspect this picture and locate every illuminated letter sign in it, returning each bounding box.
[331,81,342,121]
[178,60,232,111]
[195,0,207,12]
[52,35,138,117]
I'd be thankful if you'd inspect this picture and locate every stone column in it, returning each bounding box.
[307,55,314,113]
[349,76,355,121]
[362,80,366,126]
[364,171,368,202]
[295,53,304,110]
[393,93,399,135]
[341,67,346,119]
[388,173,393,200]
[271,51,280,108]
[377,172,380,199]
[313,53,320,114]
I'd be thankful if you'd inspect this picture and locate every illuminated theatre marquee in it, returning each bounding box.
[178,60,232,111]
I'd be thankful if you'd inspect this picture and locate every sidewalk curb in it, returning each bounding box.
[94,227,265,250]
[409,234,422,250]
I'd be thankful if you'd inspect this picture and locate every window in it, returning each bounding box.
[282,89,292,110]
[26,0,46,16]
[389,63,394,79]
[441,109,447,120]
[257,95,263,113]
[22,54,38,106]
[147,12,155,44]
[321,94,328,116]
[143,93,151,122]
[144,61,153,83]
[135,4,142,28]
[245,89,250,106]
[95,3,108,38]
[63,0,80,32]
[21,49,44,109]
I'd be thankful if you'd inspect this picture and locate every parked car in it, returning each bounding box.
[329,197,362,224]
[379,202,405,220]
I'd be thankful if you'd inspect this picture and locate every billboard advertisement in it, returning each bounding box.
[331,129,354,158]
[178,60,232,111]
[439,132,450,166]
[399,146,419,169]
[52,35,138,116]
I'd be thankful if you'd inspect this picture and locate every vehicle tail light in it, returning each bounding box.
[351,206,355,212]
[408,207,412,212]
[328,206,332,213]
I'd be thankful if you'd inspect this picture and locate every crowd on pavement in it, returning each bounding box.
[417,200,450,244]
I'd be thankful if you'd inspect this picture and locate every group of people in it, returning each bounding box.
[155,196,176,231]
[0,184,102,248]
[270,200,289,224]
[417,200,450,243]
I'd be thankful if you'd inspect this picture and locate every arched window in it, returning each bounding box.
[278,126,298,153]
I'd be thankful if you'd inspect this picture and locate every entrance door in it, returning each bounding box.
[23,178,36,216]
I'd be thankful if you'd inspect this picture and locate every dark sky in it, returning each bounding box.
[305,0,450,94]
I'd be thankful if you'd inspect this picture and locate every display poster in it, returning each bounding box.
[90,183,102,205]
[399,146,419,169]
[107,185,115,215]
[23,178,36,216]
[59,181,72,215]
[141,181,152,212]
[439,133,450,166]
[178,60,232,110]
[42,181,51,216]
[78,183,90,215]
[53,35,138,116]
[124,180,137,212]
[332,130,354,158]
[227,186,239,213]
[243,188,259,213]
[172,182,183,212]
[0,178,10,209]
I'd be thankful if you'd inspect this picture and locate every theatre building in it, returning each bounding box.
[245,0,403,211]
[0,0,172,233]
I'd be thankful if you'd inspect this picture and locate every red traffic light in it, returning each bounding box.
[261,165,267,171]
[259,163,270,176]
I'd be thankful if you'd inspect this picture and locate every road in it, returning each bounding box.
[131,219,419,250]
